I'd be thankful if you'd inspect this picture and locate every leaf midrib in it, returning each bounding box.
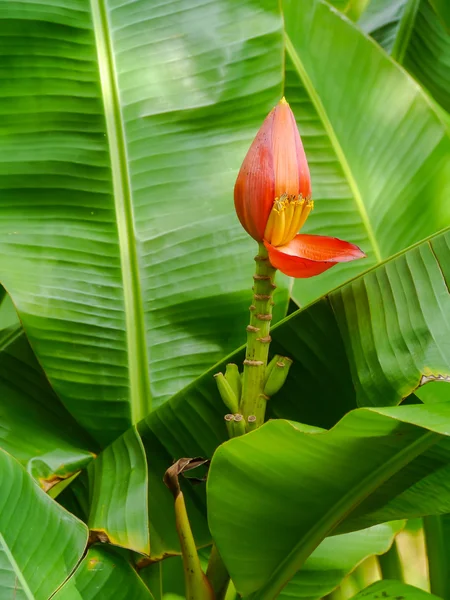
[285,33,382,263]
[89,0,151,422]
[250,426,439,600]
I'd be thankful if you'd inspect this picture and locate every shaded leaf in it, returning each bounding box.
[429,0,450,29]
[57,470,91,523]
[0,447,88,600]
[422,514,450,597]
[137,428,212,561]
[140,549,211,600]
[53,546,154,600]
[0,325,95,488]
[0,286,19,330]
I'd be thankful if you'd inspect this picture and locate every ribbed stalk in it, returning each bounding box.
[240,243,277,426]
[208,244,277,593]
[423,515,448,597]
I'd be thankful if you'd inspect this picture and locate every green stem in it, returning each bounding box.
[378,539,404,582]
[423,515,448,597]
[174,492,214,600]
[208,244,276,594]
[240,243,277,426]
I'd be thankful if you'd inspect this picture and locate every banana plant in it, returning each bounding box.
[0,0,450,598]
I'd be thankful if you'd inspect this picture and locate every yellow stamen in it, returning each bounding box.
[284,198,306,243]
[296,199,314,233]
[271,209,286,246]
[264,209,277,241]
[264,196,314,247]
[282,202,296,243]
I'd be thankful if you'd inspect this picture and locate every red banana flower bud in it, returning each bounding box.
[234,98,365,278]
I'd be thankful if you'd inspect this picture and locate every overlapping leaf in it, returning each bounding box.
[53,546,154,600]
[0,325,95,488]
[207,404,450,599]
[130,228,450,583]
[360,0,450,112]
[84,227,450,588]
[140,226,450,465]
[0,448,88,600]
[88,427,149,555]
[0,0,289,446]
[283,0,450,305]
[81,421,211,561]
[279,522,404,600]
[350,580,440,600]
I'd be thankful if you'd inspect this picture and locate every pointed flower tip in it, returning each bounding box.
[234,96,311,242]
[352,244,366,259]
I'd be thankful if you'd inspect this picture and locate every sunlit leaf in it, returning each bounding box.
[283,0,450,305]
[88,427,149,555]
[359,0,450,112]
[279,522,405,600]
[350,579,441,600]
[0,0,288,446]
[207,404,450,599]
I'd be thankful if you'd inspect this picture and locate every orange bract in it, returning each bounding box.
[264,235,366,278]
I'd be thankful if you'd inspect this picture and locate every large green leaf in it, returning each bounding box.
[207,404,450,599]
[0,325,95,488]
[98,227,449,571]
[88,427,149,555]
[350,580,440,600]
[359,0,450,112]
[137,424,212,561]
[0,447,88,600]
[429,0,450,29]
[140,225,450,478]
[279,522,404,600]
[0,0,289,446]
[283,0,450,305]
[0,286,19,330]
[53,546,154,600]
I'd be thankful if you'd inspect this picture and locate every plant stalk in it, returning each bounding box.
[240,243,277,426]
[208,244,276,595]
[423,515,448,597]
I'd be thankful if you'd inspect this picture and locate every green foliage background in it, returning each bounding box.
[0,0,449,598]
